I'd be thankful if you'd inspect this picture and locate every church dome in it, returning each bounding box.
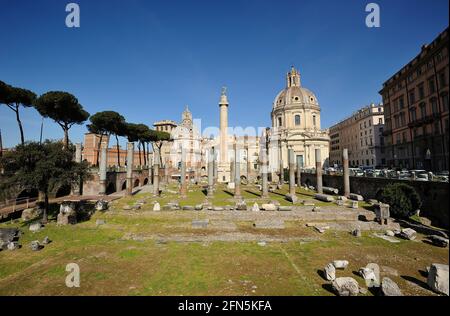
[273,67,319,109]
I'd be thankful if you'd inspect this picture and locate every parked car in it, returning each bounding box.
[434,171,449,182]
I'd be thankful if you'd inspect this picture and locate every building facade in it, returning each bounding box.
[155,103,261,182]
[269,67,329,172]
[328,103,385,168]
[379,27,449,171]
[82,133,149,168]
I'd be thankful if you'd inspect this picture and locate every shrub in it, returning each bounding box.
[376,183,422,218]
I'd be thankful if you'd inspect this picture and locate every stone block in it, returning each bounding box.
[192,219,209,229]
[21,208,42,221]
[285,194,298,203]
[253,219,285,229]
[427,263,449,296]
[261,204,277,211]
[381,277,402,296]
[323,187,339,195]
[349,193,364,201]
[314,194,334,202]
[332,277,359,296]
[29,222,42,232]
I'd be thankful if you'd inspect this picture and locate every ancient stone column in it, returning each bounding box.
[180,147,187,198]
[315,148,323,194]
[165,157,170,184]
[278,140,284,185]
[234,140,241,199]
[261,139,269,198]
[245,135,251,182]
[153,148,160,196]
[75,143,82,163]
[74,143,83,195]
[219,88,229,165]
[288,148,296,198]
[213,147,218,184]
[207,147,214,197]
[126,142,134,195]
[230,158,235,186]
[296,158,301,188]
[99,142,108,195]
[343,148,350,198]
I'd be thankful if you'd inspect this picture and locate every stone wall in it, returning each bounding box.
[300,173,449,228]
[82,169,151,196]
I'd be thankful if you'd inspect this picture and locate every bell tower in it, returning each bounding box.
[286,66,301,87]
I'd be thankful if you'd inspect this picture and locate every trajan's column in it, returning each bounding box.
[218,87,231,183]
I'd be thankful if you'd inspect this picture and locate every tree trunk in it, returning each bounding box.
[14,104,25,145]
[42,192,49,224]
[96,134,103,166]
[63,125,69,149]
[115,134,120,167]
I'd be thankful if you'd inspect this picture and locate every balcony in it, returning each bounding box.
[407,114,439,128]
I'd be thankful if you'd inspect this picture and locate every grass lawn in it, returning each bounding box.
[0,184,447,296]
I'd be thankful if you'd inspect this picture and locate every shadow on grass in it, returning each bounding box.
[270,191,286,198]
[418,269,428,278]
[421,240,439,247]
[223,190,235,197]
[368,287,380,296]
[131,189,142,195]
[401,275,429,290]
[316,269,327,281]
[321,283,335,295]
[297,191,315,197]
[244,190,260,198]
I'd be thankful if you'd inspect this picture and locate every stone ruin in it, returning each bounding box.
[375,203,390,225]
[57,201,78,225]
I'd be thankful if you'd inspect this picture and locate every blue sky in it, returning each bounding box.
[0,0,448,148]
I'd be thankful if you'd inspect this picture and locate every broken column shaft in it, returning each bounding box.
[315,148,323,194]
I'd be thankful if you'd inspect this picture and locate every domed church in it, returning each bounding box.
[269,67,329,171]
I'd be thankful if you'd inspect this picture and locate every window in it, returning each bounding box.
[294,115,301,126]
[378,118,383,124]
[416,67,422,76]
[399,96,405,109]
[400,112,406,126]
[410,107,417,121]
[434,121,441,135]
[439,71,447,87]
[420,103,426,118]
[312,115,316,127]
[394,115,399,128]
[409,90,416,104]
[431,98,438,114]
[278,117,282,127]
[418,83,425,99]
[442,93,449,111]
[428,78,436,94]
